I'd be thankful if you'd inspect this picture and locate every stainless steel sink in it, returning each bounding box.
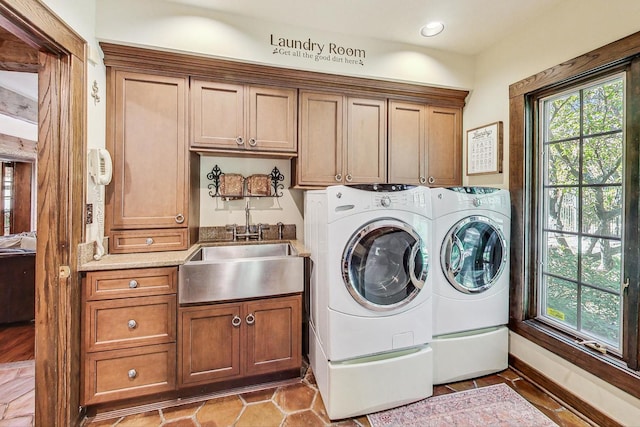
[179,243,304,304]
[196,243,293,260]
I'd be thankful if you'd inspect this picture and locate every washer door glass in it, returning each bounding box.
[441,215,507,294]
[342,219,428,311]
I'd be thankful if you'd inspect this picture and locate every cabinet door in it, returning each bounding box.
[297,91,345,186]
[191,80,245,149]
[426,105,462,186]
[346,98,387,184]
[108,70,188,230]
[388,101,426,185]
[248,86,297,152]
[179,303,243,386]
[245,295,301,376]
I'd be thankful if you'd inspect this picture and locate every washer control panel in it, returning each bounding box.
[372,188,427,209]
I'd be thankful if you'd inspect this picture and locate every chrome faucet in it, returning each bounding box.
[234,199,260,241]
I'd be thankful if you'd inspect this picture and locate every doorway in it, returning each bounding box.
[0,1,86,426]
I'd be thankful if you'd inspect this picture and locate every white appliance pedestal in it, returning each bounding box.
[432,325,508,385]
[309,324,433,421]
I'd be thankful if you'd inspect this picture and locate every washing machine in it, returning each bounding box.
[304,184,434,420]
[430,186,510,384]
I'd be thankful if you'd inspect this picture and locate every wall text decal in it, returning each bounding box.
[270,34,366,66]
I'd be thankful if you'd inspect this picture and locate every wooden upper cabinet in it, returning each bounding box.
[297,92,344,186]
[346,98,387,184]
[191,80,297,154]
[296,91,386,187]
[191,81,243,149]
[388,101,462,187]
[426,105,462,187]
[105,70,190,253]
[388,101,426,186]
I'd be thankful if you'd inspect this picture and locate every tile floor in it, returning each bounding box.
[82,366,593,427]
[0,360,35,427]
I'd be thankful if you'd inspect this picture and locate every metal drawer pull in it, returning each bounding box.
[334,174,342,182]
[419,176,426,184]
[248,138,257,146]
[246,313,255,325]
[128,319,137,329]
[345,174,353,182]
[236,136,244,145]
[128,369,137,379]
[129,280,138,289]
[145,238,154,245]
[175,213,185,224]
[231,315,242,327]
[428,176,435,184]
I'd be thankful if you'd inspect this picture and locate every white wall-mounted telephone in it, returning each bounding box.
[88,148,112,186]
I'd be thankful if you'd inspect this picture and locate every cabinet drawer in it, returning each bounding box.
[83,343,176,405]
[86,295,176,352]
[85,267,177,300]
[110,229,188,254]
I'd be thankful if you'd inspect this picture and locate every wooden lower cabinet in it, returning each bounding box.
[179,294,302,387]
[82,267,178,406]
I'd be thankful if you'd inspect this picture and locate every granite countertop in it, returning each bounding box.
[78,239,310,272]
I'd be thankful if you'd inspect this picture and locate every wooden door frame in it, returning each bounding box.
[0,1,86,425]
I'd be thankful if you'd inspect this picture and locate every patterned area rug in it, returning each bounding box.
[367,383,557,427]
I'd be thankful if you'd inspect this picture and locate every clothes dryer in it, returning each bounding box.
[305,184,434,419]
[430,186,510,384]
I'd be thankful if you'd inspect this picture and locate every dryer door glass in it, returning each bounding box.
[343,219,428,311]
[442,215,507,294]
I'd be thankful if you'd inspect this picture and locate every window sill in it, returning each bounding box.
[510,319,640,400]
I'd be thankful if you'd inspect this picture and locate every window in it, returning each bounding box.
[537,75,625,354]
[2,161,14,236]
[509,32,640,401]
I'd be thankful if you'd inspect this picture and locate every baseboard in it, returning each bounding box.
[509,355,621,427]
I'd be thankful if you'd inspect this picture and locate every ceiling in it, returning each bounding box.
[167,0,563,56]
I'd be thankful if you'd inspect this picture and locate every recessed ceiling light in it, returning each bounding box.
[420,21,444,37]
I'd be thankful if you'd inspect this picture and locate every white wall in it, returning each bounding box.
[94,0,474,90]
[466,0,640,422]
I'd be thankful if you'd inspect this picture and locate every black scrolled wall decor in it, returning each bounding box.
[206,164,284,198]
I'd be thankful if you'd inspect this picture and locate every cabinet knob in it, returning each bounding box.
[128,369,137,379]
[236,136,244,145]
[175,213,185,224]
[428,176,435,184]
[246,313,255,325]
[231,315,242,327]
[334,174,342,182]
[248,138,257,147]
[419,176,426,184]
[145,238,154,245]
[128,319,137,329]
[345,174,353,183]
[129,280,138,289]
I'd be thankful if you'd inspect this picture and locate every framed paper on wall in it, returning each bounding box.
[466,121,503,175]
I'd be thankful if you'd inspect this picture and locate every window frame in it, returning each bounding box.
[509,31,640,399]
